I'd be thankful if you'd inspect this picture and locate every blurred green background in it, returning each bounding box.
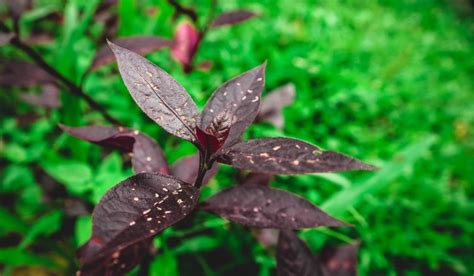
[1,0,473,275]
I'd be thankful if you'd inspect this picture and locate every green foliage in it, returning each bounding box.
[1,0,473,275]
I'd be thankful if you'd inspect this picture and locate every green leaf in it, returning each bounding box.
[0,248,57,267]
[150,249,178,276]
[19,210,63,249]
[75,215,92,247]
[42,161,93,195]
[1,165,35,192]
[172,236,221,255]
[0,207,28,236]
[92,152,128,203]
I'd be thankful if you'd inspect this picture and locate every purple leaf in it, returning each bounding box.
[200,64,266,150]
[78,173,199,270]
[60,125,169,174]
[241,173,271,186]
[257,83,296,129]
[79,239,151,276]
[170,153,219,185]
[276,230,326,276]
[20,83,61,108]
[90,36,172,70]
[201,184,347,229]
[0,60,55,87]
[212,10,257,27]
[108,41,199,142]
[171,22,200,71]
[6,0,31,21]
[218,138,376,175]
[0,33,14,46]
[321,242,359,276]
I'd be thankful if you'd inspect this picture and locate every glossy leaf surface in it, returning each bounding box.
[277,230,326,276]
[109,41,199,142]
[91,36,172,69]
[200,64,266,149]
[201,184,347,229]
[78,173,199,267]
[218,138,376,174]
[60,125,168,174]
[212,10,257,27]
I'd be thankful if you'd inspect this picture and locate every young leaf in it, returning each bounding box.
[60,125,168,174]
[78,173,199,270]
[321,243,359,276]
[212,10,257,27]
[0,60,54,87]
[218,137,376,175]
[108,41,199,142]
[257,83,296,129]
[20,83,61,108]
[201,184,347,229]
[171,22,200,71]
[90,36,172,70]
[170,153,219,185]
[276,230,326,276]
[200,64,266,150]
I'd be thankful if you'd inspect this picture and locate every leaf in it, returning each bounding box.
[201,184,347,229]
[276,230,326,276]
[75,215,92,247]
[90,36,172,70]
[60,125,169,174]
[20,83,61,108]
[0,33,14,46]
[170,153,219,185]
[241,173,271,186]
[0,247,57,267]
[171,21,200,70]
[257,83,296,129]
[150,249,178,276]
[212,10,257,27]
[42,161,92,195]
[200,64,266,150]
[321,243,359,276]
[19,210,63,248]
[78,173,199,273]
[218,137,376,175]
[6,0,31,21]
[0,206,28,235]
[0,60,54,87]
[108,41,199,142]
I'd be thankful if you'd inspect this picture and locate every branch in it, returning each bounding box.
[0,22,122,125]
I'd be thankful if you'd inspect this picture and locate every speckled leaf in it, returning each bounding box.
[277,230,326,276]
[108,41,199,142]
[170,153,219,185]
[20,84,61,108]
[321,243,359,276]
[171,22,200,70]
[201,184,347,229]
[60,125,168,174]
[200,64,266,149]
[78,239,151,276]
[218,138,376,175]
[0,60,54,87]
[91,36,172,69]
[78,173,199,268]
[257,83,296,129]
[212,10,257,27]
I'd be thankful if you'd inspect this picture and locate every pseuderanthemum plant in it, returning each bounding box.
[62,41,376,275]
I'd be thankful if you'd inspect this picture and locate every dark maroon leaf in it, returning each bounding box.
[200,64,266,150]
[6,0,31,21]
[257,83,296,129]
[79,239,151,276]
[201,184,347,229]
[109,41,199,142]
[170,153,219,185]
[91,36,172,70]
[20,83,61,108]
[218,137,376,175]
[171,22,200,69]
[0,60,55,87]
[276,230,327,276]
[321,242,359,276]
[0,33,14,46]
[212,10,257,27]
[60,125,169,174]
[78,173,199,267]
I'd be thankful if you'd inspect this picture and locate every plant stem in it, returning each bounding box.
[195,150,208,188]
[0,22,122,125]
